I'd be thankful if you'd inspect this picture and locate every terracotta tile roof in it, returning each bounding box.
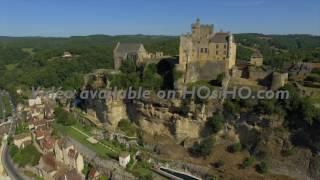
[68,149,78,159]
[35,129,46,138]
[88,168,97,179]
[57,169,82,180]
[40,136,55,150]
[40,153,57,172]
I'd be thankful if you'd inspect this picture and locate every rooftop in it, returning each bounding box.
[115,42,143,54]
[210,32,230,43]
[119,151,130,158]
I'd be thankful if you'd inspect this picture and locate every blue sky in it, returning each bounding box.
[0,0,319,37]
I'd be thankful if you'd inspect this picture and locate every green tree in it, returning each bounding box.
[141,63,163,90]
[228,142,242,153]
[256,161,269,174]
[190,137,215,157]
[207,114,224,133]
[54,107,76,126]
[241,156,255,169]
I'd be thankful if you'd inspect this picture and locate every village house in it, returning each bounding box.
[56,168,83,180]
[87,168,101,180]
[44,103,55,119]
[29,119,49,130]
[62,51,73,58]
[54,139,84,174]
[39,136,56,153]
[28,96,42,107]
[37,153,58,180]
[250,51,263,67]
[34,129,46,140]
[13,132,32,149]
[119,152,130,168]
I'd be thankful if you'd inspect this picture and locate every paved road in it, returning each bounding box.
[0,91,25,180]
[1,142,24,180]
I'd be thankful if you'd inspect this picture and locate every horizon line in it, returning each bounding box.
[0,32,319,39]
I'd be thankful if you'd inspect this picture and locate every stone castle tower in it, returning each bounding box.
[177,18,237,86]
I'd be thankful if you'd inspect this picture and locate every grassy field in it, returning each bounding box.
[54,123,119,159]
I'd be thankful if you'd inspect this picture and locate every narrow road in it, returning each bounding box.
[0,91,25,180]
[1,142,24,180]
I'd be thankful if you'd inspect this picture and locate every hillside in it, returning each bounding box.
[0,34,319,97]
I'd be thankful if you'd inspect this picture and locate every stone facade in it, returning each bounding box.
[271,72,288,90]
[119,152,130,168]
[250,51,263,67]
[178,18,237,85]
[54,139,84,174]
[113,42,148,70]
[105,98,128,130]
[13,133,32,149]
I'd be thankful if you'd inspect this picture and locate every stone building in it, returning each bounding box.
[62,51,72,58]
[113,42,148,70]
[271,72,288,90]
[250,51,263,67]
[37,153,57,180]
[178,18,237,85]
[119,152,130,168]
[54,139,84,174]
[13,133,32,149]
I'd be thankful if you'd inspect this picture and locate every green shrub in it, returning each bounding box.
[227,142,242,153]
[241,156,255,169]
[223,100,240,117]
[54,107,76,126]
[213,160,225,168]
[118,119,137,136]
[256,161,269,174]
[281,147,295,157]
[207,114,224,133]
[190,137,215,157]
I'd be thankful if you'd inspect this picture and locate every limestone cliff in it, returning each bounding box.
[81,69,212,142]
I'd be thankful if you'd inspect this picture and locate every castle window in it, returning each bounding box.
[216,51,219,55]
[216,44,219,49]
[205,48,208,53]
[200,48,203,53]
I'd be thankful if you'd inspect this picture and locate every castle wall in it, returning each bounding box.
[179,19,236,84]
[250,57,263,67]
[228,42,237,69]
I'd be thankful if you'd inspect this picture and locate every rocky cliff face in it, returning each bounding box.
[105,98,128,130]
[131,97,207,142]
[82,69,212,142]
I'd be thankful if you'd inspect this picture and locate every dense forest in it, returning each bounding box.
[235,34,320,68]
[0,34,319,95]
[0,35,178,94]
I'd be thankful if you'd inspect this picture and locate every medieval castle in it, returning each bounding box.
[177,18,237,85]
[113,19,236,85]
